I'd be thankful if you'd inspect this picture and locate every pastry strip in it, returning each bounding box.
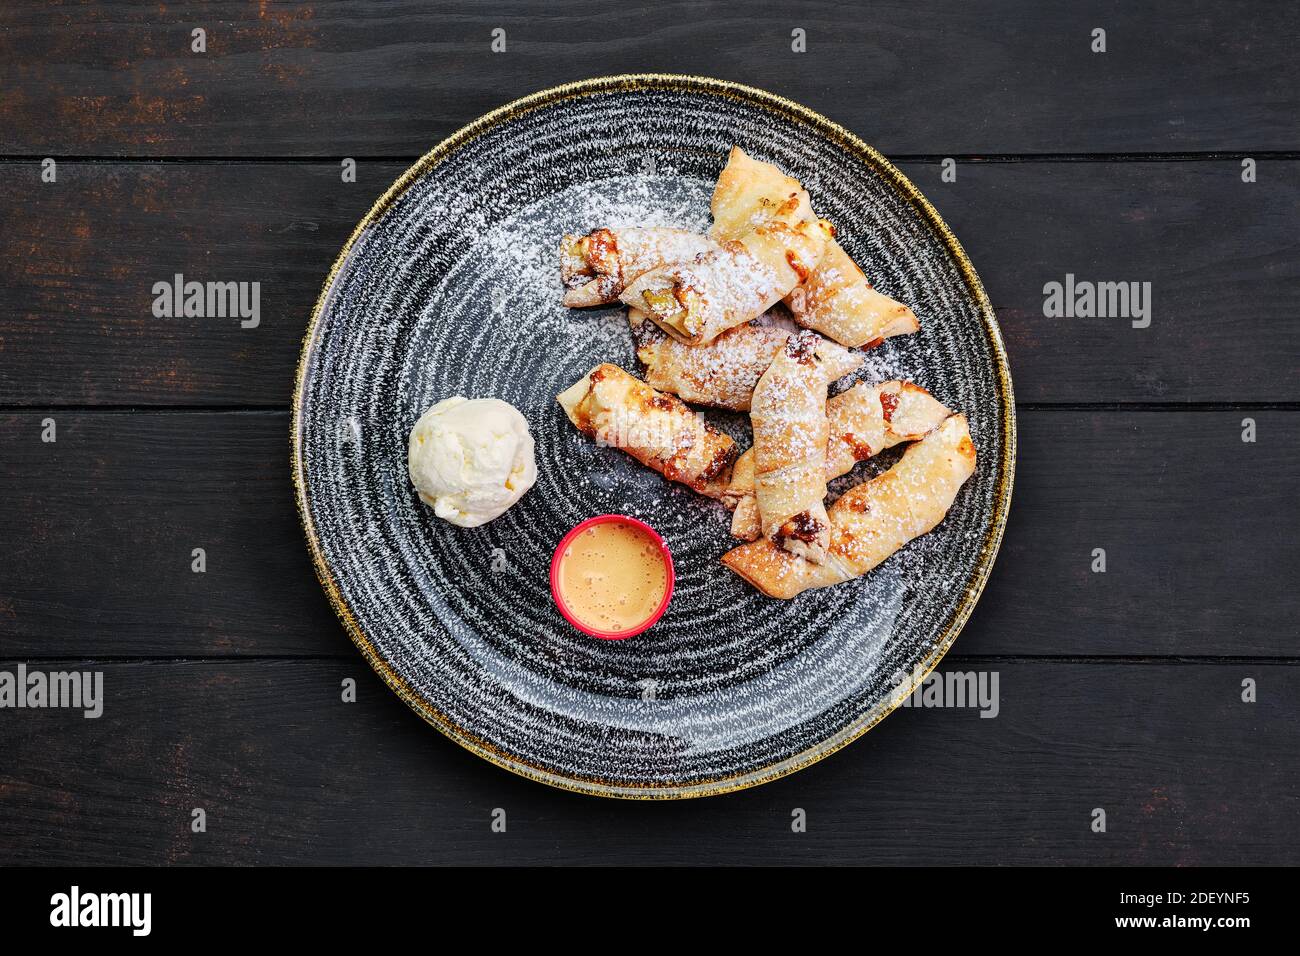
[712,145,818,238]
[750,330,832,563]
[557,364,736,495]
[721,414,977,599]
[630,309,861,412]
[560,227,722,308]
[727,380,952,540]
[620,195,827,346]
[710,147,919,349]
[785,238,920,348]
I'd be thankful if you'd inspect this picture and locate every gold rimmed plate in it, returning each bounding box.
[291,75,1015,799]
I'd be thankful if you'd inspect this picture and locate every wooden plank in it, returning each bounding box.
[0,411,344,656]
[2,160,1297,405]
[969,408,1300,657]
[0,2,1296,156]
[0,409,1295,658]
[896,158,1300,404]
[0,659,1293,864]
[0,161,392,406]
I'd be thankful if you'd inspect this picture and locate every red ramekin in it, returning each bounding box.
[549,514,674,640]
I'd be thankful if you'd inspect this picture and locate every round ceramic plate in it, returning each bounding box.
[292,74,1015,799]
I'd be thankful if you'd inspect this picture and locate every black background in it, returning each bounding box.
[1,867,1277,938]
[0,2,1297,865]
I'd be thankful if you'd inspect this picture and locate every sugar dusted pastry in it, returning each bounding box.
[560,227,722,308]
[630,309,861,412]
[551,146,977,602]
[722,414,977,599]
[710,146,919,349]
[710,147,818,241]
[621,196,827,346]
[619,246,778,346]
[731,192,828,290]
[750,330,833,563]
[727,380,952,540]
[785,237,919,349]
[557,363,736,495]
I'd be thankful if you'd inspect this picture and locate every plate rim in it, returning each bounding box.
[290,73,1017,800]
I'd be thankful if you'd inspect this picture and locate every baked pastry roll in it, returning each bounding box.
[711,145,817,239]
[722,414,977,599]
[750,330,833,563]
[630,309,861,412]
[709,147,919,349]
[620,195,827,346]
[560,227,721,308]
[557,363,736,495]
[785,237,920,348]
[726,379,952,540]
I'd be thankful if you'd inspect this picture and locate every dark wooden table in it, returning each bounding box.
[2,1,1297,865]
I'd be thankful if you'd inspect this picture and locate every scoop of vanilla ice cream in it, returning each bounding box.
[407,397,537,527]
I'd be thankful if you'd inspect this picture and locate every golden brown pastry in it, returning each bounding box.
[621,195,827,346]
[556,364,736,495]
[709,146,919,349]
[727,380,952,540]
[750,330,833,563]
[560,227,722,308]
[630,308,861,411]
[722,414,977,598]
[784,237,920,348]
[711,144,818,238]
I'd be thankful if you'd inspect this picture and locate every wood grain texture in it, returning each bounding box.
[970,408,1300,657]
[0,161,385,406]
[1,409,1295,658]
[3,160,1297,405]
[0,411,344,657]
[896,158,1300,404]
[0,2,1296,156]
[0,658,1293,865]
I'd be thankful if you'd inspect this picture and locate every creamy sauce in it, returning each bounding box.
[557,522,669,634]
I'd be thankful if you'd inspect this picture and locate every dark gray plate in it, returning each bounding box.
[292,75,1015,799]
